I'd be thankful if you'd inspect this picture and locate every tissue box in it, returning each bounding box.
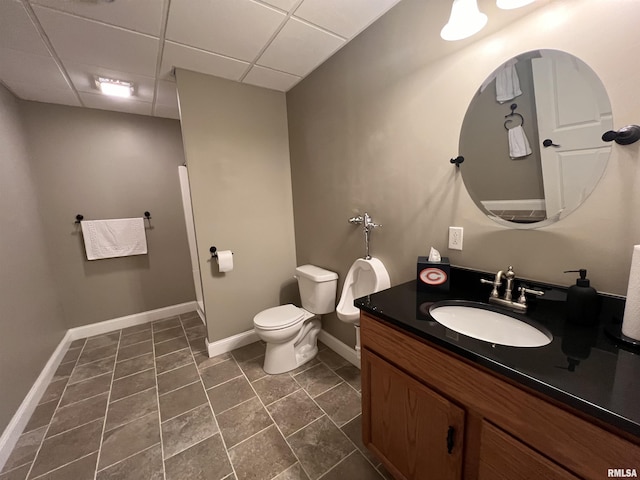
[417,256,450,292]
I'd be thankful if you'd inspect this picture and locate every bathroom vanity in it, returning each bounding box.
[356,267,640,480]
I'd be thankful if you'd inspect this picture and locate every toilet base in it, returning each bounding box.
[262,318,321,375]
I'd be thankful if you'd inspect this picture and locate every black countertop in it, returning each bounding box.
[355,266,640,438]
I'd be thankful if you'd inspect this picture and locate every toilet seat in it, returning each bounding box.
[254,304,305,331]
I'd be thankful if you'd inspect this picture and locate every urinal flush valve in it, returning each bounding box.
[348,212,382,260]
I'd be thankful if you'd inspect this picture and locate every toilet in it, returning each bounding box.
[253,265,338,375]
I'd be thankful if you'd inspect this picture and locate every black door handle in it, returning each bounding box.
[543,139,560,148]
[446,426,455,454]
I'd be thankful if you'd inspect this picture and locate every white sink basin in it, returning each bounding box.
[429,301,552,347]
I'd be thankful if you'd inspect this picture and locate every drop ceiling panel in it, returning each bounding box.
[0,0,50,55]
[160,41,249,81]
[260,0,299,13]
[0,48,79,105]
[31,0,164,36]
[243,65,300,91]
[80,91,152,116]
[294,0,401,38]
[258,17,344,76]
[166,0,285,62]
[33,6,159,77]
[0,47,69,91]
[65,62,156,103]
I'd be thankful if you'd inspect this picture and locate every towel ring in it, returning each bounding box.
[504,103,524,130]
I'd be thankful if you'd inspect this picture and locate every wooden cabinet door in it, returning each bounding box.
[478,421,580,480]
[362,349,465,480]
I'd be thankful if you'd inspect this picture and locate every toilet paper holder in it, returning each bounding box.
[209,246,233,258]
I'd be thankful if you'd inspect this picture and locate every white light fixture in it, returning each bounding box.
[95,77,134,98]
[441,0,488,41]
[497,0,535,9]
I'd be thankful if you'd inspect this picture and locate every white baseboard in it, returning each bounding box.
[68,301,198,341]
[0,330,73,471]
[319,329,360,369]
[0,300,198,471]
[206,330,259,358]
[204,328,360,371]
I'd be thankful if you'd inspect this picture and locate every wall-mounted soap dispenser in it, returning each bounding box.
[564,269,600,326]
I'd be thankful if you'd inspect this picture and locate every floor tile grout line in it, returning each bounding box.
[213,395,260,417]
[112,366,155,383]
[316,450,363,480]
[260,387,304,409]
[106,385,156,407]
[235,355,313,480]
[181,323,239,480]
[43,414,108,442]
[95,442,160,474]
[223,423,274,450]
[301,366,385,478]
[28,451,97,480]
[204,373,245,392]
[93,329,122,479]
[23,336,90,480]
[161,429,217,462]
[157,379,201,399]
[151,324,168,480]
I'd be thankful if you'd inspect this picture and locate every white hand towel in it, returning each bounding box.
[81,218,147,260]
[508,125,532,159]
[496,59,522,103]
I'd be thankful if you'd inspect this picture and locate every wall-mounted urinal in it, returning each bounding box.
[336,257,390,324]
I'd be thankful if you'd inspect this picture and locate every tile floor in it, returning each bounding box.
[0,312,390,480]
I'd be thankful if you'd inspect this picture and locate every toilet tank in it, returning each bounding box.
[295,265,338,315]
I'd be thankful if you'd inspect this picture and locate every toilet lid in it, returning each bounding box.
[254,304,305,330]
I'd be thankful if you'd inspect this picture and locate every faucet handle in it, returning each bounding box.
[517,286,544,305]
[480,278,501,298]
[348,215,363,225]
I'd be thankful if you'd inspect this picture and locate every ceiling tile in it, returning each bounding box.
[80,91,152,116]
[257,17,344,76]
[31,0,164,36]
[154,104,180,120]
[0,0,50,55]
[8,82,81,106]
[243,65,300,91]
[33,6,159,77]
[0,47,69,91]
[294,0,400,38]
[160,41,249,81]
[156,80,178,108]
[258,0,299,13]
[0,48,79,105]
[166,0,285,62]
[64,62,155,103]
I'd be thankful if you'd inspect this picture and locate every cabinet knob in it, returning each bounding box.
[447,426,455,454]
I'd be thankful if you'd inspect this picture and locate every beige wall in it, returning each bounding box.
[287,0,640,346]
[21,103,195,328]
[0,86,67,432]
[176,70,297,342]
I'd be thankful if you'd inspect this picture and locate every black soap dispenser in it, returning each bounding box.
[564,269,599,326]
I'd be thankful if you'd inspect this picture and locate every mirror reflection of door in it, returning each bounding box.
[459,50,613,229]
[532,52,612,220]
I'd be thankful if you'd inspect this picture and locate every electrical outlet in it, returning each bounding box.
[448,226,463,250]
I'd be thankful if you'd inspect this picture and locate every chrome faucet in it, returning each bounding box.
[480,266,543,313]
[348,212,382,260]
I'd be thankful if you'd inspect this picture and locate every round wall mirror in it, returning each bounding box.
[459,49,613,228]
